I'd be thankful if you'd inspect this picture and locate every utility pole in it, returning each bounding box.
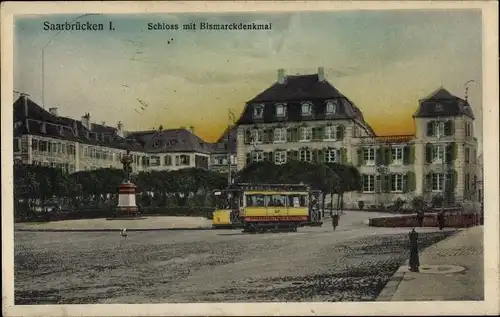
[227,109,236,186]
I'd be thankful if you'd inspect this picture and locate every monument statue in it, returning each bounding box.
[120,148,134,183]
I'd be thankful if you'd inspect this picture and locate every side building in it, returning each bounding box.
[13,95,221,173]
[235,68,479,208]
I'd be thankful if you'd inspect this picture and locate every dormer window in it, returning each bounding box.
[435,103,443,112]
[275,104,287,117]
[326,101,337,115]
[252,105,264,119]
[301,103,312,116]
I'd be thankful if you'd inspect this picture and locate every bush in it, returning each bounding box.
[358,201,365,210]
[393,198,406,212]
[411,195,426,211]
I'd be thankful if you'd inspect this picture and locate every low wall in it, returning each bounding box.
[369,213,483,228]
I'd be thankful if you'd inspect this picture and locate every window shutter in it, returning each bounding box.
[425,173,433,192]
[286,128,292,142]
[385,146,392,165]
[376,147,384,166]
[402,145,410,165]
[445,143,453,163]
[403,173,409,193]
[341,148,347,164]
[375,175,382,193]
[244,129,251,144]
[316,126,324,141]
[451,169,458,189]
[291,127,299,142]
[357,148,364,167]
[444,120,454,136]
[425,143,433,164]
[452,142,457,161]
[246,153,252,165]
[262,151,270,162]
[289,150,298,161]
[426,121,434,136]
[409,144,415,164]
[384,174,391,193]
[337,125,345,140]
[317,149,325,163]
[358,175,364,193]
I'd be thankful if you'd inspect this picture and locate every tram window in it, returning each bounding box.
[247,195,265,207]
[288,195,307,207]
[267,195,287,207]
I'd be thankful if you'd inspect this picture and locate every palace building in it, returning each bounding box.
[13,95,234,174]
[235,67,479,208]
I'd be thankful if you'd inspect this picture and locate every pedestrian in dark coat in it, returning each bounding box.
[437,211,445,230]
[409,228,420,272]
[417,210,424,228]
[332,213,339,231]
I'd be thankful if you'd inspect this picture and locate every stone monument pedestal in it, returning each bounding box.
[115,182,139,218]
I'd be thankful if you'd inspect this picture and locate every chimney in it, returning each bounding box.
[116,121,124,137]
[59,125,64,136]
[72,121,78,136]
[318,67,325,82]
[81,113,92,131]
[49,107,59,117]
[101,132,105,142]
[277,68,286,84]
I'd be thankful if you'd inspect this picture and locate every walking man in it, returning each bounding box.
[409,228,420,272]
[417,209,424,228]
[437,211,445,230]
[332,213,339,231]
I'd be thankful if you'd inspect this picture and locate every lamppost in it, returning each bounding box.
[41,13,100,109]
[227,109,236,186]
[376,165,388,208]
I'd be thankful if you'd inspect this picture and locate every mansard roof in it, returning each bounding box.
[236,72,375,136]
[12,97,213,154]
[128,128,212,154]
[247,74,344,103]
[413,87,475,119]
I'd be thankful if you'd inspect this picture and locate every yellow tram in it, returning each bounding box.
[212,183,323,232]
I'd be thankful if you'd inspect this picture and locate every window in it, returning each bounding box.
[300,127,312,141]
[326,101,337,115]
[391,147,403,165]
[287,195,308,207]
[276,104,286,117]
[465,173,470,192]
[267,195,287,207]
[150,156,161,166]
[301,103,312,115]
[325,149,338,163]
[32,139,39,151]
[39,141,47,152]
[176,154,190,166]
[246,194,265,207]
[391,174,404,192]
[363,147,376,166]
[299,149,312,162]
[435,104,443,111]
[324,126,336,140]
[274,151,287,164]
[363,174,375,193]
[432,145,445,164]
[472,149,476,164]
[251,151,264,162]
[432,173,445,191]
[465,148,470,164]
[434,121,445,138]
[250,129,263,144]
[62,144,67,154]
[252,105,263,119]
[274,128,287,142]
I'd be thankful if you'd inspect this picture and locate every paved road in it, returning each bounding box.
[14,212,456,304]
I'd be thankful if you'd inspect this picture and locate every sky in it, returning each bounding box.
[14,10,483,143]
